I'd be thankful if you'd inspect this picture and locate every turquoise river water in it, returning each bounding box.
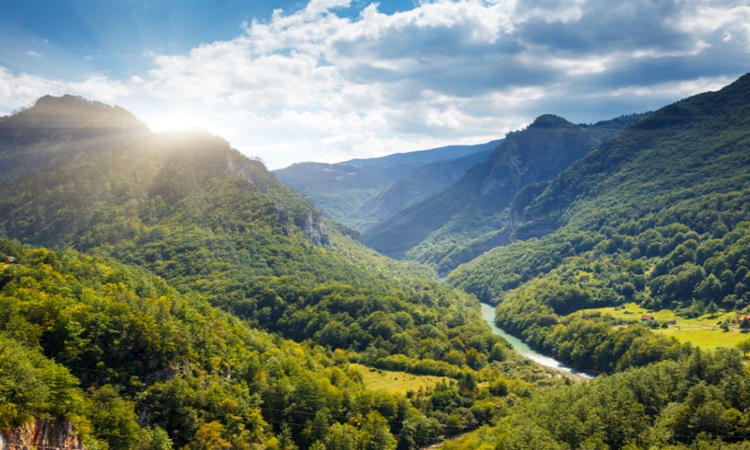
[480,302,595,379]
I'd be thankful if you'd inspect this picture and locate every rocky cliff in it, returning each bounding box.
[1,418,85,450]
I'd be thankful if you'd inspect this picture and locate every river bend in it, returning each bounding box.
[480,303,594,379]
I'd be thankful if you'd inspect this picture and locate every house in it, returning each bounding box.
[4,256,14,264]
[641,315,654,322]
[580,275,590,282]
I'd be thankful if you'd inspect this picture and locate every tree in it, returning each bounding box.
[736,339,750,357]
[87,385,142,450]
[137,426,174,450]
[360,412,397,450]
[323,423,359,450]
[187,421,231,450]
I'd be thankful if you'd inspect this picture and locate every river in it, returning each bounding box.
[480,302,595,379]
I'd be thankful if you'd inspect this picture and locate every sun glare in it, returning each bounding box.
[145,112,206,133]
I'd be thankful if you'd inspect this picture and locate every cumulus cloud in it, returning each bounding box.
[1,0,749,169]
[0,69,131,114]
[0,67,65,111]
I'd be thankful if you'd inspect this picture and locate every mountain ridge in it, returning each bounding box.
[364,112,646,274]
[447,71,750,368]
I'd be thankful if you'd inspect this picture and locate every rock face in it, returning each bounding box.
[303,210,331,246]
[0,418,85,450]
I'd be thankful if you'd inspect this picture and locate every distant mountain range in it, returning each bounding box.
[274,141,499,232]
[277,110,645,275]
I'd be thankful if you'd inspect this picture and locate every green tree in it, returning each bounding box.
[137,426,174,450]
[87,385,142,450]
[187,421,231,450]
[360,412,397,450]
[736,339,750,357]
[323,423,359,450]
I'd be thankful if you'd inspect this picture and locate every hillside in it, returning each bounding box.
[448,72,750,375]
[274,141,497,231]
[364,113,645,275]
[428,71,750,450]
[0,96,554,449]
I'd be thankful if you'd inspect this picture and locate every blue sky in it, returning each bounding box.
[1,0,749,169]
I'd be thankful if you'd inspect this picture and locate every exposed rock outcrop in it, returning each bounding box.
[1,418,85,450]
[302,210,331,246]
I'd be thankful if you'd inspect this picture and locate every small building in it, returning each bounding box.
[641,315,654,322]
[4,256,15,264]
[580,275,590,282]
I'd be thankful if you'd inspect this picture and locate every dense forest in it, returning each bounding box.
[0,239,565,449]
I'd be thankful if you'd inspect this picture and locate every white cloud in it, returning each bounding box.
[603,76,734,100]
[2,0,749,169]
[25,50,43,57]
[0,67,65,114]
[68,76,132,103]
[305,0,351,17]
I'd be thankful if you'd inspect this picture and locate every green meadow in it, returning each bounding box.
[350,363,451,395]
[579,303,750,350]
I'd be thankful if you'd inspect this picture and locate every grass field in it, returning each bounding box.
[578,303,750,350]
[350,363,451,395]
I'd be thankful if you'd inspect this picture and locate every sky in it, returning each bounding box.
[1,0,749,169]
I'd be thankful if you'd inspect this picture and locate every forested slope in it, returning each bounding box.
[447,73,750,373]
[444,348,750,450]
[434,70,750,450]
[0,96,560,449]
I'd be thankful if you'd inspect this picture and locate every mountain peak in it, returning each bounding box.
[530,114,571,128]
[3,94,145,130]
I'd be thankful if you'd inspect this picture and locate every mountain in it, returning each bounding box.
[0,95,544,449]
[448,72,750,373]
[274,141,498,231]
[341,141,499,168]
[358,150,496,226]
[443,72,750,450]
[364,113,646,275]
[0,95,148,183]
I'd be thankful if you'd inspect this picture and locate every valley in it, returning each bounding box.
[2,72,750,449]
